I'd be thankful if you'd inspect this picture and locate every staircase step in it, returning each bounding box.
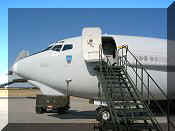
[104,79,127,82]
[109,91,134,97]
[104,76,127,79]
[113,101,144,107]
[110,89,131,93]
[111,96,140,101]
[110,87,129,91]
[96,70,123,74]
[94,66,124,71]
[104,85,129,89]
[99,68,123,71]
[110,66,124,69]
[104,81,128,86]
[119,116,152,121]
[105,79,127,83]
[102,83,128,87]
[102,74,125,77]
[114,108,147,114]
[111,94,139,100]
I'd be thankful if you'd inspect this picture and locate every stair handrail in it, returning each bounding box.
[117,45,175,131]
[117,45,167,99]
[117,45,163,131]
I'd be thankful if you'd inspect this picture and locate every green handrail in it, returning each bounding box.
[117,45,175,131]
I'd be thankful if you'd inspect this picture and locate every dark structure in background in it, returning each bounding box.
[167,2,175,131]
[168,2,175,100]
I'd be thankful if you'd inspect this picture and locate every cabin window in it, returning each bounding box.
[62,44,73,51]
[52,45,62,52]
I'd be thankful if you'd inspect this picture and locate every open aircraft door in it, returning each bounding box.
[82,27,104,62]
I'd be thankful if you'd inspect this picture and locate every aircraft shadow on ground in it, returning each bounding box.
[48,110,96,119]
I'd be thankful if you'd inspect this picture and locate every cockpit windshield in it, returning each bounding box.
[40,46,53,52]
[29,45,53,56]
[30,44,63,57]
[51,45,62,52]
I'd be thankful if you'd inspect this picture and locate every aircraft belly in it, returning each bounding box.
[28,80,65,96]
[68,72,99,99]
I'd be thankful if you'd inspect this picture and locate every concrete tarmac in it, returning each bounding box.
[1,96,175,131]
[8,97,98,123]
[0,98,8,131]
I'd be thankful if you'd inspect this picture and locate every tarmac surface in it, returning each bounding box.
[1,96,175,131]
[8,97,98,124]
[0,98,8,131]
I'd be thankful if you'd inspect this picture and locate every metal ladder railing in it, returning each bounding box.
[117,45,175,131]
[97,44,175,131]
[98,44,158,131]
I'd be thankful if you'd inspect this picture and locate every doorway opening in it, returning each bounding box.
[102,36,117,65]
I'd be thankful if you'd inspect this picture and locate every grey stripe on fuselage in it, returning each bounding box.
[128,64,175,72]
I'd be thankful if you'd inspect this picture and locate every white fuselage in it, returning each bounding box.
[12,35,168,100]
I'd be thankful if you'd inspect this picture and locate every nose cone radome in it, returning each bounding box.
[12,62,19,74]
[11,55,39,80]
[12,59,28,78]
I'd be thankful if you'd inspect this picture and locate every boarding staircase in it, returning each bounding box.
[95,45,175,131]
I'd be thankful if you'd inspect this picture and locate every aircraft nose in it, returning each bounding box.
[11,55,38,80]
[12,62,19,74]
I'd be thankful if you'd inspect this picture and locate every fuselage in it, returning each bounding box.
[12,35,168,100]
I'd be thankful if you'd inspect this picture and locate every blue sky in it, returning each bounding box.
[0,0,175,75]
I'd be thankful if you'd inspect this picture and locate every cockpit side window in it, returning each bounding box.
[62,44,73,51]
[52,45,62,52]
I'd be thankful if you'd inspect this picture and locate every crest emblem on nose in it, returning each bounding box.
[66,55,72,64]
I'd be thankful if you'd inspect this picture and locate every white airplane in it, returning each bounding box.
[10,27,168,102]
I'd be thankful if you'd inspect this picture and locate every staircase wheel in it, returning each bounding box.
[102,110,110,121]
[96,107,111,121]
[112,63,117,66]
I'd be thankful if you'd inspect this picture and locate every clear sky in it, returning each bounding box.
[0,0,175,75]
